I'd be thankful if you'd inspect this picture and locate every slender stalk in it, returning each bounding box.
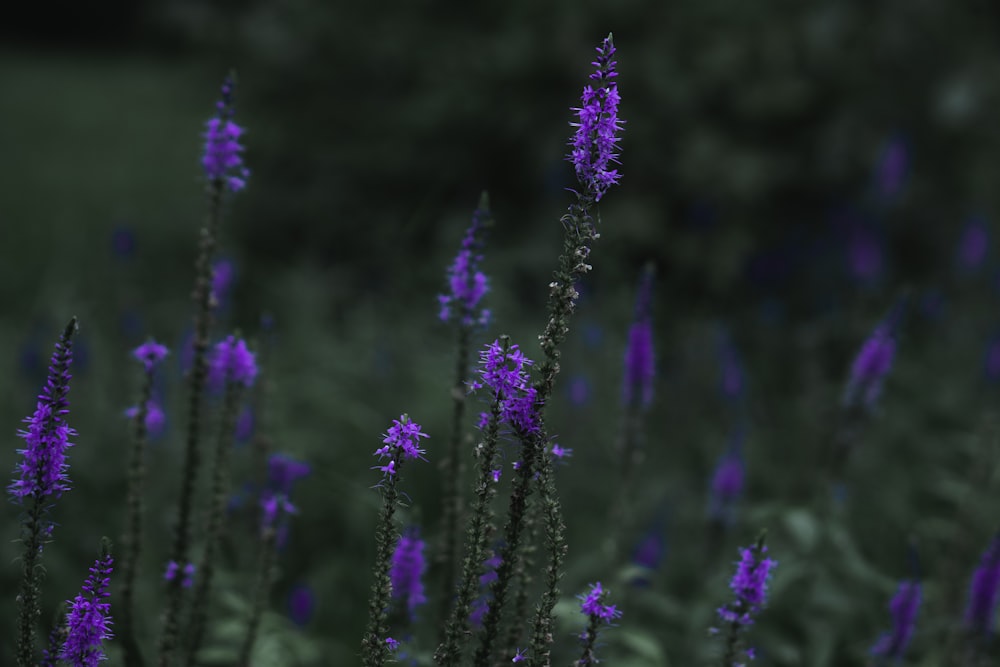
[237,526,277,667]
[361,458,404,667]
[120,367,155,667]
[185,379,244,665]
[434,385,503,666]
[575,614,601,667]
[158,179,223,667]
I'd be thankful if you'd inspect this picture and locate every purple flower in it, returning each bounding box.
[875,133,909,200]
[207,335,258,390]
[385,637,401,652]
[268,453,311,494]
[60,552,113,667]
[956,215,989,272]
[164,560,195,588]
[716,328,745,402]
[202,76,249,192]
[847,225,884,285]
[512,648,527,662]
[9,323,77,502]
[211,259,236,309]
[568,34,624,200]
[261,493,297,532]
[438,201,491,326]
[579,582,621,623]
[132,340,168,371]
[390,528,427,617]
[288,584,316,627]
[964,536,1000,637]
[844,318,898,411]
[718,544,777,627]
[473,340,541,434]
[623,265,655,408]
[124,399,167,440]
[631,523,666,577]
[871,580,920,660]
[376,416,429,463]
[709,450,745,522]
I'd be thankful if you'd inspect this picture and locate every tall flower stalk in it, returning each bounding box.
[714,534,777,666]
[437,193,493,628]
[120,340,169,667]
[60,540,114,667]
[10,317,78,667]
[362,415,429,667]
[184,336,258,665]
[574,583,621,667]
[158,73,249,667]
[435,337,522,666]
[527,33,624,666]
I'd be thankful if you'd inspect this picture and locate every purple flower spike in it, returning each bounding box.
[390,527,428,618]
[473,340,541,434]
[132,340,168,371]
[964,536,1000,637]
[60,552,114,667]
[844,305,904,411]
[207,335,258,390]
[718,543,777,627]
[623,266,655,409]
[202,76,249,192]
[568,34,624,201]
[439,199,491,326]
[9,321,77,503]
[579,582,622,623]
[871,580,921,660]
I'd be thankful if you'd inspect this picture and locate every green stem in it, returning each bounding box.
[237,527,277,666]
[362,457,404,667]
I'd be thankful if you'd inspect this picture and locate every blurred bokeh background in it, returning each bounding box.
[4,1,1000,665]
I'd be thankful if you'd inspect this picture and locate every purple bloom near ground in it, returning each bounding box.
[568,34,624,200]
[390,528,427,618]
[60,553,114,667]
[871,580,920,660]
[964,536,1000,636]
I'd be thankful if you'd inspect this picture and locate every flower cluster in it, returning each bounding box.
[568,34,624,201]
[390,528,427,618]
[871,580,921,660]
[964,536,1000,637]
[207,335,258,390]
[623,266,655,408]
[578,582,621,623]
[60,553,114,667]
[132,340,168,371]
[718,544,777,626]
[472,340,541,434]
[202,76,249,192]
[9,324,77,502]
[374,415,429,476]
[438,202,491,326]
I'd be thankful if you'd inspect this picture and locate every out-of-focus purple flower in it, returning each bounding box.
[568,375,591,407]
[847,225,884,285]
[578,582,621,623]
[133,340,168,371]
[390,528,427,618]
[124,399,167,440]
[235,405,254,444]
[386,637,401,652]
[718,544,777,627]
[202,76,249,192]
[261,493,297,532]
[267,454,311,495]
[623,265,655,409]
[111,225,136,260]
[874,133,909,201]
[472,340,541,434]
[288,584,316,627]
[512,648,527,662]
[709,442,745,525]
[164,561,195,588]
[60,552,113,667]
[630,518,667,587]
[211,259,237,310]
[964,536,1000,637]
[716,328,745,403]
[844,305,904,411]
[568,34,624,201]
[207,335,258,391]
[871,580,921,660]
[438,201,491,326]
[550,443,573,460]
[9,322,77,502]
[956,215,990,273]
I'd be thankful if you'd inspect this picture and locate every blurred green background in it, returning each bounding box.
[4,1,1000,665]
